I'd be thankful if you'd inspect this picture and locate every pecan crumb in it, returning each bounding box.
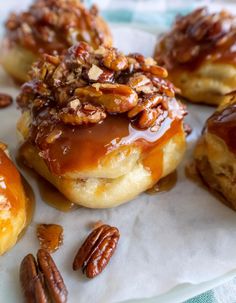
[37,223,64,253]
[0,93,13,108]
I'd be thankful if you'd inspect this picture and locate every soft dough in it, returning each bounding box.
[194,94,236,208]
[0,144,27,255]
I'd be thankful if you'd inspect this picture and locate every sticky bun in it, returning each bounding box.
[17,42,186,208]
[195,93,236,208]
[155,7,236,105]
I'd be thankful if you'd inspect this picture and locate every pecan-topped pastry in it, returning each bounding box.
[2,0,112,83]
[0,143,29,255]
[195,93,236,209]
[17,42,186,208]
[155,7,236,105]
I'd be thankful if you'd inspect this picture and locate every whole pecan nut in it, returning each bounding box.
[37,249,68,303]
[20,249,68,303]
[20,254,48,303]
[75,84,138,113]
[73,224,120,278]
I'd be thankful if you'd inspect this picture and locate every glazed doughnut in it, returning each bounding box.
[0,143,27,255]
[194,94,236,208]
[1,0,112,83]
[17,42,186,208]
[155,7,236,105]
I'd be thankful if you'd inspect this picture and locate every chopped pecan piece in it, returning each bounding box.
[59,101,106,125]
[0,93,13,108]
[73,224,120,278]
[102,49,128,71]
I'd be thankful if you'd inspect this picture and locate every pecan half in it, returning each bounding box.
[37,249,68,303]
[0,93,13,108]
[20,250,68,303]
[73,224,120,278]
[75,84,138,113]
[20,254,48,303]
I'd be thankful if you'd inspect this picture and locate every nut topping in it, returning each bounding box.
[73,224,120,278]
[155,7,236,69]
[5,0,112,55]
[0,93,13,108]
[20,250,68,303]
[17,41,186,156]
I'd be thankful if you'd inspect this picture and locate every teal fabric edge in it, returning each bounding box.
[101,8,193,27]
[184,290,216,303]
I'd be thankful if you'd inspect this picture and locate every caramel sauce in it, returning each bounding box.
[146,170,177,194]
[32,100,183,184]
[37,223,63,253]
[207,104,236,154]
[16,154,77,212]
[37,177,77,212]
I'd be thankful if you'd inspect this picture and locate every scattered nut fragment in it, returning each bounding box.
[20,249,68,303]
[73,224,120,278]
[0,93,13,108]
[184,123,192,136]
[37,224,64,253]
[46,129,62,144]
[88,64,104,81]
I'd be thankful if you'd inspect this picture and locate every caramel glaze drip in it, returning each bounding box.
[17,154,76,212]
[29,100,182,183]
[146,170,177,194]
[207,103,236,154]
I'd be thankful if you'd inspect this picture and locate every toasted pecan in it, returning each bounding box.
[73,224,120,278]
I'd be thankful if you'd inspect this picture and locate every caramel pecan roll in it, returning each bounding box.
[194,93,236,209]
[17,42,186,209]
[155,8,236,105]
[2,0,112,83]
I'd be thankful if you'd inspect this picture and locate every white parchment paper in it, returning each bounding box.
[1,27,236,303]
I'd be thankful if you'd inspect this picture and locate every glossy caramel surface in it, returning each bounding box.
[207,104,236,154]
[30,100,182,182]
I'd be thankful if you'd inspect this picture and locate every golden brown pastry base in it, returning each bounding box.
[20,127,186,208]
[169,62,236,105]
[194,134,236,209]
[1,44,37,84]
